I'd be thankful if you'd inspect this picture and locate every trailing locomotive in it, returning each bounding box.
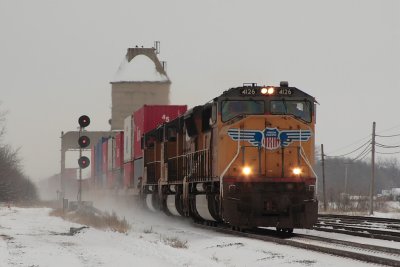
[140,82,318,232]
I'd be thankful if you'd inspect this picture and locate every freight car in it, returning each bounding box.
[141,82,318,232]
[91,82,318,232]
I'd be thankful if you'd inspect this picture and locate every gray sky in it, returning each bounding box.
[1,0,399,180]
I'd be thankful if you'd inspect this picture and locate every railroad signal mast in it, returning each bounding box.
[77,115,91,202]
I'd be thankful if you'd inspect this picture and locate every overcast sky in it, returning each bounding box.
[1,0,399,181]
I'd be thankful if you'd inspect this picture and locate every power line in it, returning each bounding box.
[358,151,371,161]
[376,150,400,155]
[325,135,371,155]
[325,139,371,158]
[375,142,400,149]
[376,123,400,135]
[325,122,400,158]
[351,144,372,161]
[376,133,400,138]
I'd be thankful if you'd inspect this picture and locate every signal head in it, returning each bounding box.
[78,135,90,148]
[78,156,90,169]
[78,115,90,128]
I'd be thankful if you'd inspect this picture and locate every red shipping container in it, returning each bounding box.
[123,161,133,188]
[91,145,95,179]
[133,105,187,159]
[102,140,108,174]
[115,131,124,169]
[107,171,114,189]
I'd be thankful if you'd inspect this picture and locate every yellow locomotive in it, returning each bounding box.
[142,82,318,232]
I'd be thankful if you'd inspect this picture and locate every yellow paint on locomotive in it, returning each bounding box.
[218,114,315,179]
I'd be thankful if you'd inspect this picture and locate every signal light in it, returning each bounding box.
[78,115,90,128]
[78,135,90,148]
[78,156,90,169]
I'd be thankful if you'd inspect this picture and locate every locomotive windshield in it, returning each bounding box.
[221,100,264,122]
[271,100,312,122]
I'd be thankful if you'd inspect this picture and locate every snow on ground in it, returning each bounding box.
[294,228,400,250]
[0,202,388,267]
[374,201,400,218]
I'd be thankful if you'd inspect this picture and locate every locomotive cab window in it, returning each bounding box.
[221,100,264,122]
[271,100,312,122]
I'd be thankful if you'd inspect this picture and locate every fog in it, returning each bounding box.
[0,0,399,180]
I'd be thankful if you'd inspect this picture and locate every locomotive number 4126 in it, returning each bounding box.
[241,88,256,95]
[240,87,293,95]
[279,88,292,95]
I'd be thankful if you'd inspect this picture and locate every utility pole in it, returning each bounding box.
[369,121,376,215]
[77,115,91,204]
[60,131,65,200]
[78,130,82,203]
[344,163,349,195]
[321,144,327,212]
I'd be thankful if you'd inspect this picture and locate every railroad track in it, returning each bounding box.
[315,214,400,242]
[193,222,400,266]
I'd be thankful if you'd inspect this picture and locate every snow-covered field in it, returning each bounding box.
[0,203,395,267]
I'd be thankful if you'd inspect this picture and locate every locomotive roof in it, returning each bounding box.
[218,83,316,102]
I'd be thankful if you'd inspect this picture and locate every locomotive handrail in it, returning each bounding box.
[166,149,211,182]
[168,154,186,160]
[184,148,209,156]
[220,128,242,209]
[146,160,161,164]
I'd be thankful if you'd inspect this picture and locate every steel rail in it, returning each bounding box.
[319,214,400,224]
[193,222,400,267]
[318,217,400,231]
[313,224,400,242]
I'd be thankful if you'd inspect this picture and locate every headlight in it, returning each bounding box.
[261,88,268,94]
[267,87,275,94]
[242,166,252,176]
[292,167,302,175]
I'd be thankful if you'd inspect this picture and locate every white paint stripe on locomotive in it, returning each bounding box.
[195,195,216,221]
[146,194,157,212]
[166,195,181,216]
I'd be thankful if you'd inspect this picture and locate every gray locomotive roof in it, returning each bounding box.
[218,84,316,102]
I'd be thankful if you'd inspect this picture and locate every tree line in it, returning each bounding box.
[0,107,37,203]
[314,155,400,202]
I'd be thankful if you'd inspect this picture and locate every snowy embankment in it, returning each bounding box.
[0,204,382,267]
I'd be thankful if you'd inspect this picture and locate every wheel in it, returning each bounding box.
[286,228,293,234]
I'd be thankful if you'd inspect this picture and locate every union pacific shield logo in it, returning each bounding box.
[227,127,312,150]
[264,128,281,150]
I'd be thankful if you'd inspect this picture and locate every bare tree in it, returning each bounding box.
[0,104,37,203]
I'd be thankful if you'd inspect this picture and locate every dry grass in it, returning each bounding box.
[163,236,188,249]
[143,226,153,234]
[49,208,65,218]
[211,253,220,262]
[50,208,130,233]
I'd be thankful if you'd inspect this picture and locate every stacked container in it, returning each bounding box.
[123,115,134,188]
[102,139,108,187]
[132,105,188,189]
[90,144,96,186]
[107,138,114,188]
[133,105,188,159]
[115,132,124,169]
[94,137,107,188]
[113,131,124,188]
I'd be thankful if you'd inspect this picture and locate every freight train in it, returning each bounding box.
[91,82,318,232]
